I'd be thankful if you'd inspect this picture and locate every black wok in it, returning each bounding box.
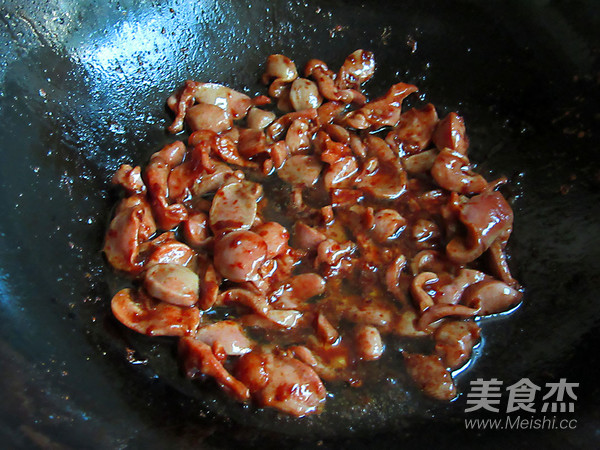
[0,0,599,448]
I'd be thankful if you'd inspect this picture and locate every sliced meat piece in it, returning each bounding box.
[144,263,200,307]
[354,325,384,361]
[254,222,290,259]
[462,279,522,315]
[111,288,200,336]
[264,309,304,329]
[432,112,469,154]
[289,78,323,111]
[235,351,326,417]
[293,222,327,251]
[330,188,364,208]
[411,272,438,312]
[285,119,312,154]
[277,155,322,186]
[238,128,268,159]
[168,81,251,133]
[371,209,407,242]
[304,59,356,103]
[104,195,156,274]
[385,254,407,303]
[262,54,298,84]
[316,239,356,266]
[213,135,258,168]
[336,49,376,90]
[246,107,276,130]
[417,304,478,330]
[316,101,345,124]
[315,312,339,344]
[271,273,326,309]
[146,241,196,268]
[144,142,188,229]
[289,345,319,367]
[112,164,146,195]
[209,181,262,236]
[214,231,268,282]
[431,148,487,194]
[267,109,318,141]
[385,104,438,156]
[179,337,250,401]
[199,263,220,310]
[357,157,407,200]
[194,320,254,356]
[446,191,514,264]
[402,149,438,174]
[434,321,480,369]
[186,103,232,133]
[339,296,396,331]
[191,162,243,197]
[391,309,430,337]
[323,156,359,189]
[182,212,211,248]
[487,238,519,287]
[403,353,457,401]
[410,250,448,275]
[436,269,488,305]
[343,83,418,130]
[219,288,270,316]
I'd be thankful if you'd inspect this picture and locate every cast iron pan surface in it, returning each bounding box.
[0,0,599,448]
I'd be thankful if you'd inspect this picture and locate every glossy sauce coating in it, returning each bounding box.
[105,50,521,417]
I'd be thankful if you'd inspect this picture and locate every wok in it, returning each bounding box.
[0,0,598,448]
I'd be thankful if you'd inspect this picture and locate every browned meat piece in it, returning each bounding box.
[432,112,469,154]
[447,191,514,264]
[144,263,200,307]
[103,195,156,274]
[462,279,522,315]
[194,321,254,356]
[213,231,268,282]
[144,141,188,229]
[293,222,327,251]
[404,353,457,400]
[431,148,487,194]
[179,337,250,401]
[417,304,478,330]
[182,212,211,248]
[254,222,289,259]
[209,181,261,236]
[343,83,418,130]
[167,81,251,134]
[235,351,326,416]
[289,78,323,111]
[354,325,384,361]
[323,156,359,189]
[111,288,200,336]
[145,240,196,268]
[112,164,146,195]
[434,321,480,369]
[277,155,323,186]
[186,103,232,133]
[247,107,276,130]
[336,49,376,90]
[271,273,326,309]
[106,51,521,416]
[436,269,488,305]
[385,104,439,156]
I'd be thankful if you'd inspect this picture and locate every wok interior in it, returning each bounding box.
[0,0,598,447]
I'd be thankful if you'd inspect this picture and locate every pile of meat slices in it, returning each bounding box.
[104,50,522,417]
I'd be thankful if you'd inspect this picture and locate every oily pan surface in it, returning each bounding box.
[0,0,599,448]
